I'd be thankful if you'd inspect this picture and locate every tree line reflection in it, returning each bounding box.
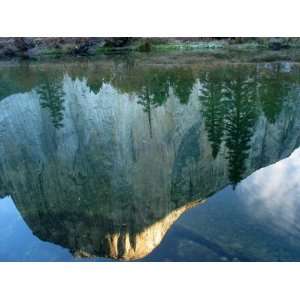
[31,63,298,187]
[112,63,296,186]
[199,65,295,187]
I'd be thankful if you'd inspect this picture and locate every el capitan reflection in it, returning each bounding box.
[0,57,300,261]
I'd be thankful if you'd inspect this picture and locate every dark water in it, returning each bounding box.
[0,54,300,261]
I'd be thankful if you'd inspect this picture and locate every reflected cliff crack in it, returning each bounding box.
[175,224,255,261]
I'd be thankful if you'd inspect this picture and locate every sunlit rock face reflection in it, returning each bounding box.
[0,57,300,260]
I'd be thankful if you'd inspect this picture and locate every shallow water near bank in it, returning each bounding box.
[0,54,300,261]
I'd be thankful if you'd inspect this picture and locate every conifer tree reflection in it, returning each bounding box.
[86,77,106,94]
[169,68,195,104]
[36,74,65,129]
[258,64,290,123]
[199,71,225,158]
[137,71,169,137]
[223,70,257,188]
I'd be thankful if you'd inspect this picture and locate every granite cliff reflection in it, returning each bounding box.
[0,61,300,260]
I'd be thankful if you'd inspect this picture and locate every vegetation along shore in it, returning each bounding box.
[1,37,300,61]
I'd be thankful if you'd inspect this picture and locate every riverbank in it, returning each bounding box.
[1,37,300,60]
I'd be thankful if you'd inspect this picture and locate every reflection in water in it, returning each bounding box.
[239,148,300,227]
[136,71,169,138]
[169,68,195,104]
[258,63,292,123]
[0,57,300,261]
[36,74,65,129]
[200,71,225,158]
[223,69,258,187]
[0,196,73,261]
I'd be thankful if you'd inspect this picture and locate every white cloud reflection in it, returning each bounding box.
[237,148,300,228]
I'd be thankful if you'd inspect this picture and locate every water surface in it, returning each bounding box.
[0,54,300,261]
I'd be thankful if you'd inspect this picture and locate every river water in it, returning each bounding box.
[0,53,300,261]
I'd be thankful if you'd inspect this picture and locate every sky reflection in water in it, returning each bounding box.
[239,148,300,228]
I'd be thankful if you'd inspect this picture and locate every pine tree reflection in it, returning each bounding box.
[137,71,169,137]
[223,69,258,188]
[36,74,65,129]
[200,71,226,158]
[169,68,195,104]
[258,64,291,123]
